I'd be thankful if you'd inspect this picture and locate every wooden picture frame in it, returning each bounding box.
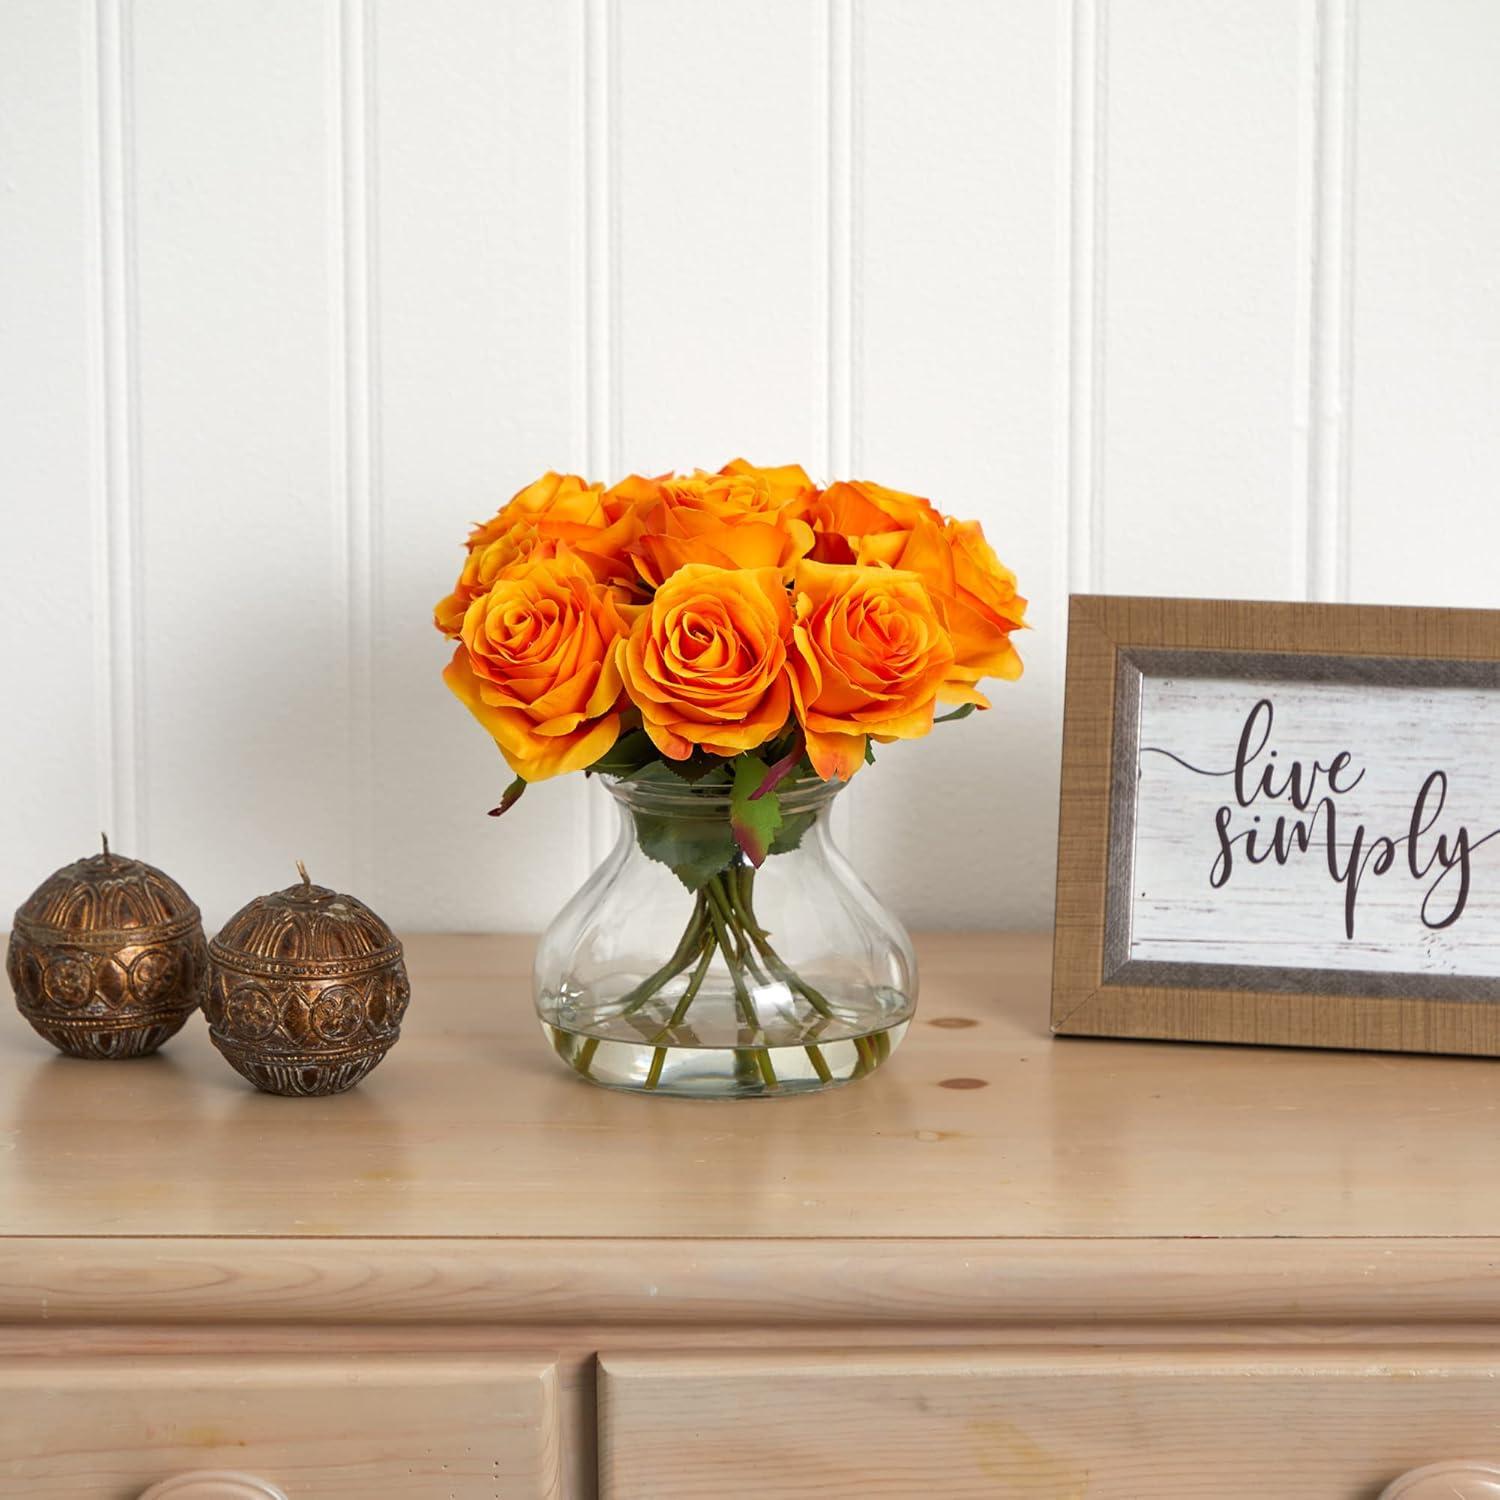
[1051,594,1500,1057]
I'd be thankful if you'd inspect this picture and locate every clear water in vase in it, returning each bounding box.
[534,775,917,1098]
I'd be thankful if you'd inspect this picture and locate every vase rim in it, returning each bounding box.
[600,769,844,814]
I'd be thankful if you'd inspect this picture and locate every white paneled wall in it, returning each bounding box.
[1100,0,1307,598]
[2,0,1496,934]
[1349,0,1500,604]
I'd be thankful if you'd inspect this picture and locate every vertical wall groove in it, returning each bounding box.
[1064,0,1107,596]
[1300,0,1357,603]
[824,0,858,851]
[335,0,377,893]
[571,0,590,481]
[824,0,855,485]
[85,0,113,846]
[585,0,619,489]
[94,0,144,854]
[583,0,619,870]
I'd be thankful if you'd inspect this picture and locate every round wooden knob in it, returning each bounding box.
[138,1475,288,1500]
[1381,1463,1500,1499]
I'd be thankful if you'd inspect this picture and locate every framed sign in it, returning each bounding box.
[1052,594,1500,1057]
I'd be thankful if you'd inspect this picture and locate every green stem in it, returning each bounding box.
[576,1035,600,1078]
[728,863,755,924]
[721,866,773,985]
[660,935,716,1033]
[618,900,708,1016]
[578,896,707,1086]
[644,936,714,1091]
[703,879,759,1037]
[736,929,772,987]
[706,873,779,1090]
[736,866,874,1072]
[645,930,714,1086]
[732,865,768,937]
[616,861,867,1095]
[742,912,835,1019]
[803,1043,833,1084]
[753,1044,779,1090]
[704,877,754,969]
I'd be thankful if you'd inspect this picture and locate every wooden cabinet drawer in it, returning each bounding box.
[598,1349,1500,1499]
[0,1353,560,1498]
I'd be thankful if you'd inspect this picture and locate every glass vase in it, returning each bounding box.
[534,774,917,1097]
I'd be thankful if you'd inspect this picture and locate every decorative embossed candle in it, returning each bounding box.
[205,863,409,1096]
[6,835,208,1058]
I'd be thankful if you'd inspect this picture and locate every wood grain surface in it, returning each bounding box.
[597,1348,1500,1500]
[4,933,1500,1498]
[0,1353,560,1499]
[10,1235,1500,1330]
[1054,594,1500,1053]
[7,929,1500,1242]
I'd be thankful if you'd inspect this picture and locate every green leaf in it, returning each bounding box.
[934,702,977,725]
[621,759,680,784]
[625,758,730,788]
[632,809,737,891]
[487,775,527,818]
[730,755,783,867]
[585,729,655,778]
[662,751,734,784]
[863,739,877,766]
[768,809,816,856]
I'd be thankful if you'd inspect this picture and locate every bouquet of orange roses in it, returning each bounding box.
[435,459,1024,1092]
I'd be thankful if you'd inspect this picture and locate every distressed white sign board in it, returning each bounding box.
[1123,670,1500,980]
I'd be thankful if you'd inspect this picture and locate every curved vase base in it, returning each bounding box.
[542,1021,909,1099]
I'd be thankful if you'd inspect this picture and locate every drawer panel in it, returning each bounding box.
[0,1353,560,1498]
[598,1348,1500,1499]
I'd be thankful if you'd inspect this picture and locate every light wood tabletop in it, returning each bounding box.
[3,929,1499,1243]
[7,932,1500,1499]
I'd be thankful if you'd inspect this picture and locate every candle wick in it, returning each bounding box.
[296,859,311,888]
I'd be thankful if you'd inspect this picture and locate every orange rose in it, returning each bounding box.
[803,478,940,564]
[434,472,638,636]
[618,563,793,759]
[789,560,955,781]
[626,461,816,588]
[935,518,1026,697]
[465,471,602,548]
[602,470,669,513]
[853,516,1025,706]
[442,549,631,781]
[718,457,818,506]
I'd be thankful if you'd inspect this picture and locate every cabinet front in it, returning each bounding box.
[0,1353,560,1499]
[598,1348,1500,1499]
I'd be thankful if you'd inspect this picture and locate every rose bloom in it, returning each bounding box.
[718,457,819,507]
[851,515,1025,705]
[617,563,793,760]
[801,478,941,564]
[624,460,816,588]
[933,518,1026,698]
[434,472,638,637]
[789,560,956,781]
[442,548,631,781]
